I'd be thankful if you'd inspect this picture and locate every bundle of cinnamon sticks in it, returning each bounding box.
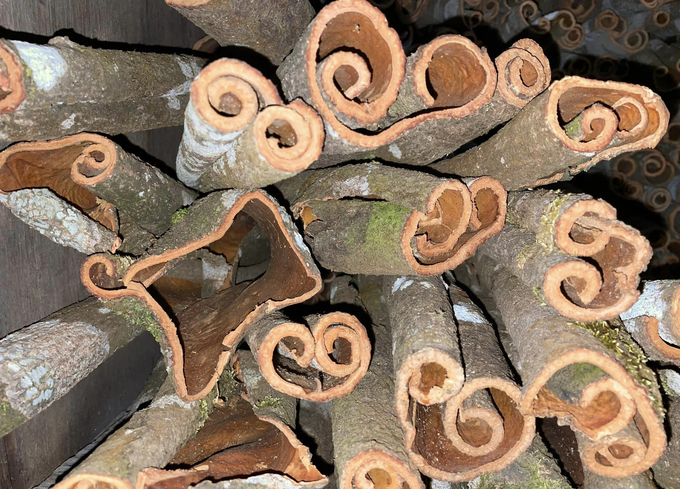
[1,1,679,488]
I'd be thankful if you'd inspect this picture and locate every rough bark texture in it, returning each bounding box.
[0,188,120,254]
[431,77,669,190]
[652,369,680,489]
[0,296,143,437]
[175,59,323,191]
[164,0,314,65]
[473,253,666,478]
[278,163,505,275]
[246,310,371,402]
[81,189,321,402]
[0,37,205,142]
[52,375,217,489]
[277,0,550,168]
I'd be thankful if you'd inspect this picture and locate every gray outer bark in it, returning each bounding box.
[652,370,680,489]
[190,474,325,489]
[621,280,680,348]
[0,37,205,142]
[0,296,143,437]
[165,0,314,65]
[0,188,119,254]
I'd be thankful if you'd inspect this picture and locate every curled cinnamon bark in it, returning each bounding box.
[620,280,680,363]
[385,275,535,482]
[164,0,314,65]
[0,37,204,142]
[0,133,196,238]
[175,58,323,191]
[245,311,371,402]
[278,163,506,275]
[81,189,322,401]
[479,189,651,321]
[474,255,666,477]
[278,0,550,167]
[432,77,669,190]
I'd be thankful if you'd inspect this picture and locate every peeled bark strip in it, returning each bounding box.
[432,77,669,190]
[175,58,324,192]
[620,280,680,363]
[0,297,143,437]
[474,255,666,478]
[479,189,651,321]
[164,0,314,65]
[278,0,551,167]
[0,37,205,142]
[81,189,322,402]
[278,163,506,275]
[246,311,371,402]
[0,133,196,237]
[53,375,218,489]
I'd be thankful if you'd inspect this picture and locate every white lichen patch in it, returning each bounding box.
[662,370,680,396]
[151,393,195,410]
[391,276,414,293]
[343,175,370,195]
[14,41,67,91]
[453,303,487,324]
[388,143,402,159]
[60,113,76,129]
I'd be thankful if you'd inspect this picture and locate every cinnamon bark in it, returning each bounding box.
[0,296,144,437]
[81,189,322,402]
[474,254,666,477]
[164,0,314,65]
[175,58,323,191]
[432,77,669,190]
[278,163,506,275]
[1,133,196,237]
[478,189,651,321]
[246,311,371,402]
[278,0,550,167]
[0,37,204,142]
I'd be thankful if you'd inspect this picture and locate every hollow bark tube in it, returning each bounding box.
[81,189,322,402]
[246,311,371,402]
[474,254,666,477]
[279,163,505,275]
[164,0,314,65]
[52,375,217,489]
[431,76,669,190]
[0,37,205,142]
[620,280,680,362]
[0,297,143,437]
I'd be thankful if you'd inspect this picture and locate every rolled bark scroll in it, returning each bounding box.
[0,297,144,437]
[81,189,322,402]
[138,351,326,489]
[175,58,324,192]
[478,189,652,321]
[474,255,666,478]
[245,311,371,402]
[620,280,680,363]
[331,276,425,489]
[164,0,315,65]
[277,0,551,168]
[384,275,535,482]
[0,37,205,142]
[52,375,218,489]
[0,133,196,238]
[432,76,669,190]
[277,163,506,275]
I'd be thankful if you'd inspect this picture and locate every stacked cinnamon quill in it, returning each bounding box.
[0,0,676,488]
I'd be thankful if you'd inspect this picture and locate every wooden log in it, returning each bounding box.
[245,310,371,402]
[175,59,324,191]
[52,374,218,489]
[473,254,666,477]
[137,351,327,489]
[651,369,680,488]
[278,0,551,167]
[0,37,205,142]
[0,296,144,437]
[163,0,315,65]
[478,189,651,321]
[81,189,322,402]
[0,133,196,238]
[277,163,506,275]
[431,77,669,190]
[620,280,680,364]
[330,275,425,489]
